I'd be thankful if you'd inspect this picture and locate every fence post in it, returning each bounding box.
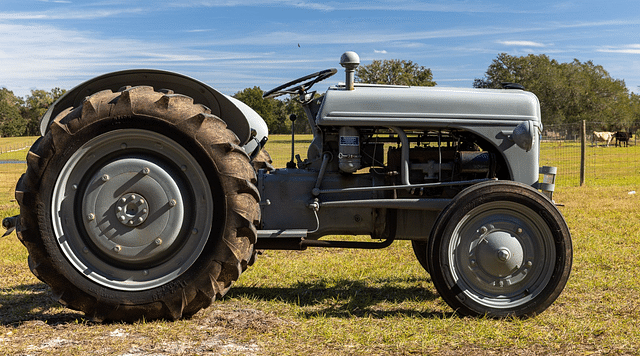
[580,120,586,186]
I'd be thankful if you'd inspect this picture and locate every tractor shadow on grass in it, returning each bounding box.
[226,276,456,319]
[0,282,84,326]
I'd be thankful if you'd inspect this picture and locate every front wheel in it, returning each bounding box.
[428,180,572,317]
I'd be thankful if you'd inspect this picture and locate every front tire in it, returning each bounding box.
[16,86,260,321]
[428,180,572,317]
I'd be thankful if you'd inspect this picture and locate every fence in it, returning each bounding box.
[0,142,33,154]
[541,121,639,187]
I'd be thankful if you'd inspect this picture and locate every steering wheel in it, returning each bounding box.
[263,68,337,99]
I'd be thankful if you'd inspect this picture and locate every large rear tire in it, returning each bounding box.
[428,180,572,317]
[15,86,260,321]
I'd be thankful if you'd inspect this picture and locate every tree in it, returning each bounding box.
[356,59,436,86]
[233,86,311,134]
[276,95,311,134]
[233,86,287,134]
[474,53,635,126]
[0,88,25,137]
[22,88,66,135]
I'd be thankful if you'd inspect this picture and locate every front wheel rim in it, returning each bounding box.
[51,129,214,291]
[446,201,556,309]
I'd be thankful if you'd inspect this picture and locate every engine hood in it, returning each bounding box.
[317,84,541,127]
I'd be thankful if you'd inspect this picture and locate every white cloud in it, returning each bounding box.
[597,44,640,55]
[167,0,526,13]
[199,26,538,48]
[498,40,546,47]
[170,0,335,11]
[0,8,145,20]
[374,49,387,54]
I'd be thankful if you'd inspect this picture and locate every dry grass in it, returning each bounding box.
[1,136,639,355]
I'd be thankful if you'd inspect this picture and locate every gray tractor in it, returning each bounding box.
[4,51,571,321]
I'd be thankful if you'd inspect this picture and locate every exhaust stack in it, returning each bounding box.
[340,51,360,90]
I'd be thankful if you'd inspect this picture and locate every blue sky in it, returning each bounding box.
[1,0,639,98]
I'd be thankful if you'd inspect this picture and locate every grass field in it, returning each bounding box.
[0,136,639,355]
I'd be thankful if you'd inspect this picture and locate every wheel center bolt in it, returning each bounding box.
[497,248,511,262]
[115,192,150,227]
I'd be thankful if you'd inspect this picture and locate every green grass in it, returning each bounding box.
[263,134,313,168]
[0,135,639,355]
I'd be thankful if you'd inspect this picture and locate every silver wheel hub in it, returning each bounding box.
[81,158,186,266]
[52,129,213,291]
[474,227,524,278]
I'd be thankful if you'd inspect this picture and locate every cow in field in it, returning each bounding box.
[615,131,633,147]
[592,131,615,147]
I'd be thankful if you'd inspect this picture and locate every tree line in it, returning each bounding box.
[2,53,639,137]
[474,53,640,129]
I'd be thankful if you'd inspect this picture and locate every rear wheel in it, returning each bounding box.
[16,86,260,321]
[428,180,572,317]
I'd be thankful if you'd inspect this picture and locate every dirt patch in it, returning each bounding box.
[0,305,273,355]
[204,307,293,333]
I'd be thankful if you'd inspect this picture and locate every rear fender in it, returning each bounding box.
[40,69,268,153]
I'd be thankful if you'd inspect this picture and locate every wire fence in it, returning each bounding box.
[541,122,640,187]
[0,142,32,154]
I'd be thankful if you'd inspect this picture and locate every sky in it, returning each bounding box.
[1,0,640,99]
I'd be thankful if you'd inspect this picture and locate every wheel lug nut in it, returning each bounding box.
[169,199,177,207]
[114,245,122,253]
[516,227,523,234]
[101,174,110,182]
[479,226,488,234]
[142,167,150,175]
[87,213,95,221]
[155,238,162,246]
